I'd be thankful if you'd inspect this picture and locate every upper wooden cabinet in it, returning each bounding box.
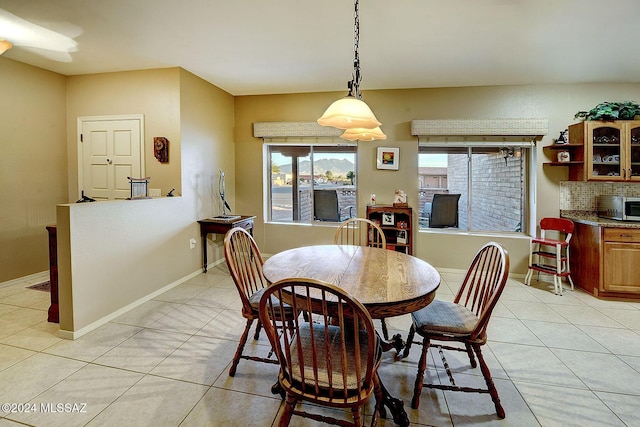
[568,120,640,181]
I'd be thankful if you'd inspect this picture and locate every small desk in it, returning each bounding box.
[198,216,255,272]
[263,244,440,427]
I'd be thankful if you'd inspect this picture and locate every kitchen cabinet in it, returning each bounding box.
[602,228,640,294]
[366,205,413,254]
[569,221,640,299]
[568,120,640,181]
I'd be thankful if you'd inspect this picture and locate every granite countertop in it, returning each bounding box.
[560,210,640,229]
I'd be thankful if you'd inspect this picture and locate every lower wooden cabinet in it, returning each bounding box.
[570,222,640,299]
[602,228,640,294]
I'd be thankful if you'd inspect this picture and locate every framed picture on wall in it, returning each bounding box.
[376,147,399,170]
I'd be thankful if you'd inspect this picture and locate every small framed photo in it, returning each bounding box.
[377,147,399,170]
[397,230,407,244]
[382,212,395,225]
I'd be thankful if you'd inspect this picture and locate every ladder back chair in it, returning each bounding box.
[402,241,510,419]
[259,278,383,427]
[334,217,386,249]
[334,217,390,339]
[524,217,574,295]
[223,227,296,376]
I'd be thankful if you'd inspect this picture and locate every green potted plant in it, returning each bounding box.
[574,101,640,121]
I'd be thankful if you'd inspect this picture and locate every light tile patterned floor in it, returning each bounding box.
[1,265,639,426]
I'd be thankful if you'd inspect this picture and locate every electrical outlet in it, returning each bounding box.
[189,238,197,249]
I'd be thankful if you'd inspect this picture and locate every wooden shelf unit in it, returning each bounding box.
[366,205,413,255]
[542,143,585,181]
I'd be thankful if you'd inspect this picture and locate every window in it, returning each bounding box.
[418,142,532,232]
[266,143,357,223]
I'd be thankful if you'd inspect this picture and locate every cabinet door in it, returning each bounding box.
[586,122,625,180]
[628,122,640,181]
[603,242,640,293]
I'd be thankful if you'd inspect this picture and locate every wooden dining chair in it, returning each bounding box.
[334,217,390,339]
[259,278,383,427]
[402,241,510,419]
[223,227,296,376]
[334,217,386,249]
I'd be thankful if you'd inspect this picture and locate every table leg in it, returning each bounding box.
[201,232,208,273]
[380,333,405,354]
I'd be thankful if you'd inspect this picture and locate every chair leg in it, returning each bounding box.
[465,343,477,368]
[411,337,430,409]
[402,324,416,358]
[229,318,253,377]
[351,407,363,427]
[380,318,389,341]
[278,394,296,427]
[473,344,505,419]
[253,319,262,340]
[524,240,534,286]
[370,374,383,427]
[555,242,563,296]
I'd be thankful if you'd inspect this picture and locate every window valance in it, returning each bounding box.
[410,119,548,138]
[253,121,342,138]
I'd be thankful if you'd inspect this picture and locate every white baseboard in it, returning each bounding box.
[59,259,225,340]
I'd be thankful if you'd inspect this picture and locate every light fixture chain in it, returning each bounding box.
[352,0,362,99]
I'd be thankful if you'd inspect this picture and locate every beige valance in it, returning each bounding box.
[410,119,548,138]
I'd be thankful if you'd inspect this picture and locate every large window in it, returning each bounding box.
[266,144,357,223]
[418,143,531,232]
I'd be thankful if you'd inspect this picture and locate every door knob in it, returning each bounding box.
[107,158,112,164]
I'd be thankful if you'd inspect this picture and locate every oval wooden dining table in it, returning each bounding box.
[262,244,441,427]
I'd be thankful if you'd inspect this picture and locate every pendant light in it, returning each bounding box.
[0,39,12,55]
[341,126,387,141]
[317,0,385,140]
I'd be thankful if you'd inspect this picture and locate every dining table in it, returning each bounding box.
[262,244,441,427]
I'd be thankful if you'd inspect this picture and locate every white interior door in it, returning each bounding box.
[78,115,144,200]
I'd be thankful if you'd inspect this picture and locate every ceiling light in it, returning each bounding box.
[317,0,385,140]
[341,127,387,141]
[0,39,12,55]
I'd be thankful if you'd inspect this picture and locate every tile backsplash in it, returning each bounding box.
[559,181,640,211]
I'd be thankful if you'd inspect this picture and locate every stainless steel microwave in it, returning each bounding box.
[597,195,640,221]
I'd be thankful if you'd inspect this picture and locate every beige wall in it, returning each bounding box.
[66,68,183,201]
[234,83,640,273]
[0,58,67,282]
[56,68,234,335]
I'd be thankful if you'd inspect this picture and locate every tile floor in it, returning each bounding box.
[1,265,639,427]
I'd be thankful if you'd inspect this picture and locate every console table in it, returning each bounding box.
[197,216,255,272]
[45,225,59,323]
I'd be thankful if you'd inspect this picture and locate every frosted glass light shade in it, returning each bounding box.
[0,40,12,55]
[340,126,387,141]
[317,96,381,130]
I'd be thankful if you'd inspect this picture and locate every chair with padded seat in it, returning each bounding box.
[223,226,297,376]
[259,277,383,427]
[524,217,575,295]
[402,241,510,419]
